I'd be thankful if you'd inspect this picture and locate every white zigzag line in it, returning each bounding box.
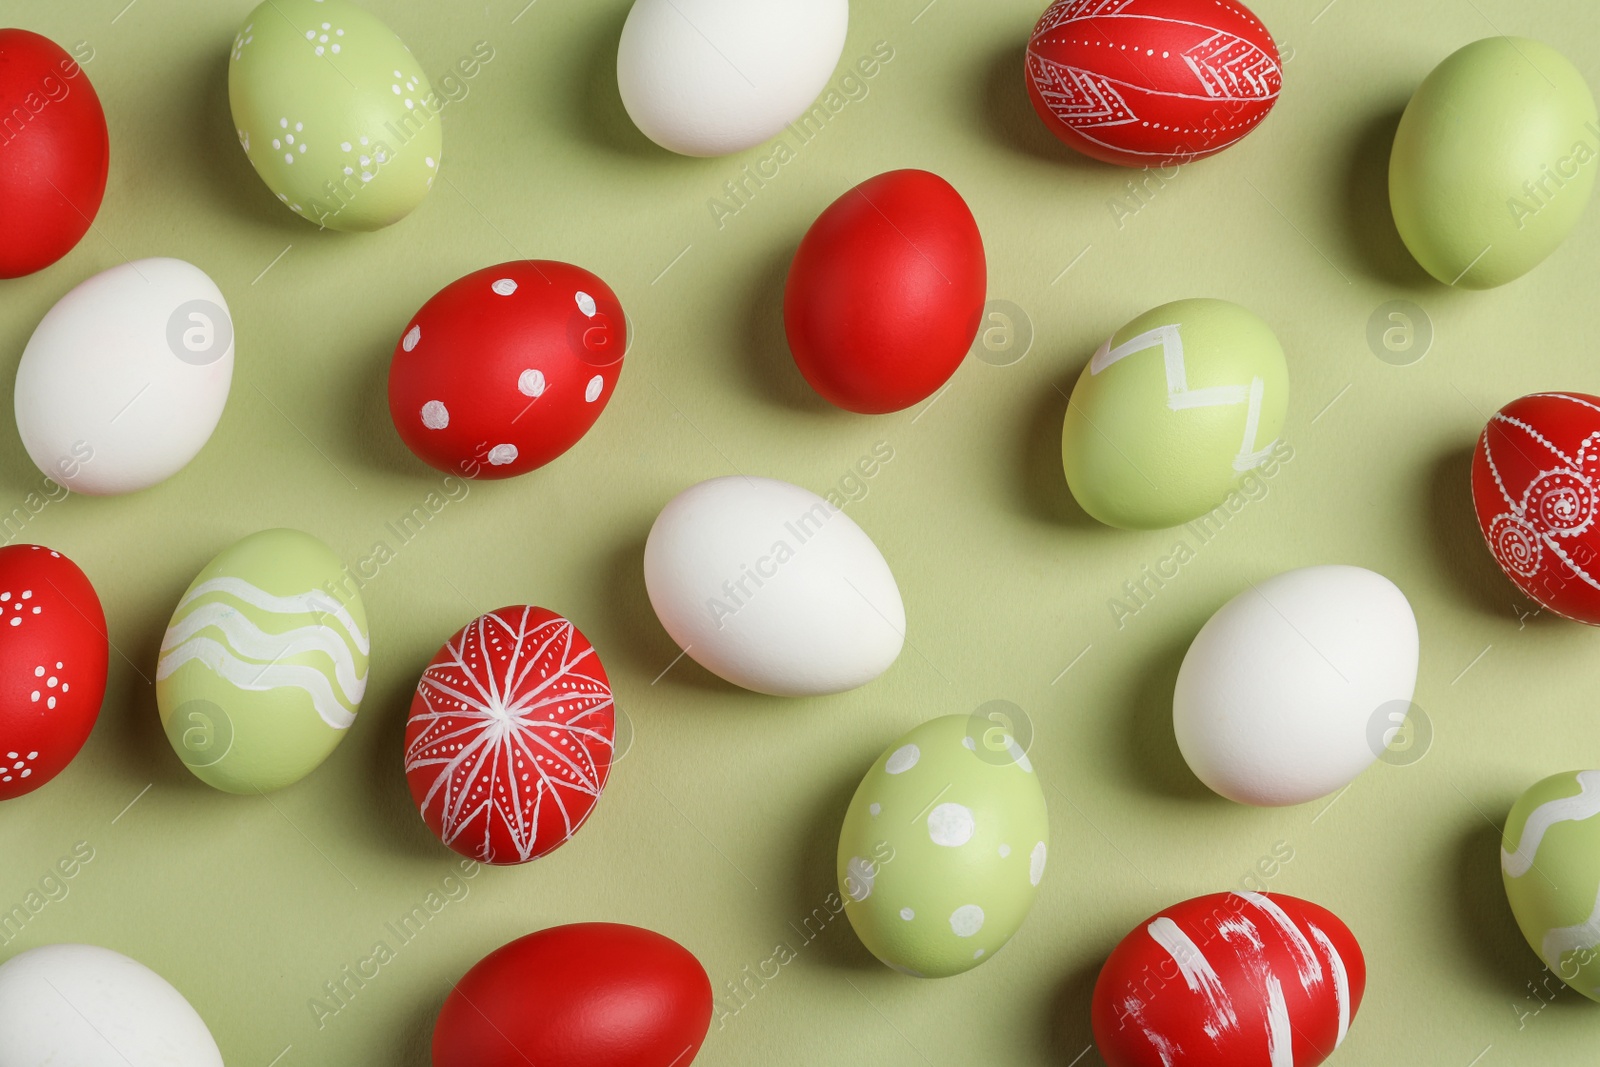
[156,636,359,729]
[1542,878,1600,979]
[1090,323,1273,471]
[176,577,368,655]
[161,600,367,704]
[1503,771,1600,878]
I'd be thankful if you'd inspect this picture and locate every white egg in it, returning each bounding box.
[14,258,234,496]
[644,476,904,696]
[617,0,850,157]
[0,944,223,1065]
[1172,565,1419,806]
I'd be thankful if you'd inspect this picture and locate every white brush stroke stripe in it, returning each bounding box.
[1307,922,1350,1048]
[1541,878,1600,973]
[1147,917,1237,1031]
[1264,974,1295,1067]
[157,636,360,729]
[177,577,369,654]
[1503,771,1600,877]
[161,602,366,703]
[1236,892,1322,987]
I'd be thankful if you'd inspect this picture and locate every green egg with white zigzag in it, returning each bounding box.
[156,529,368,794]
[1503,769,1600,1000]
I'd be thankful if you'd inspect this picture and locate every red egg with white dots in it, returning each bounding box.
[404,606,615,865]
[1025,0,1282,168]
[387,261,626,479]
[0,544,108,801]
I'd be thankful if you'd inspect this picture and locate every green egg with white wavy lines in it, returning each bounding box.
[156,529,368,794]
[837,715,1048,978]
[1503,769,1600,1000]
[228,0,442,231]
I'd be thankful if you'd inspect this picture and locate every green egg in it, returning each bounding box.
[1060,298,1289,531]
[836,715,1048,978]
[228,0,442,232]
[1390,37,1598,289]
[155,529,369,794]
[1502,770,1600,1001]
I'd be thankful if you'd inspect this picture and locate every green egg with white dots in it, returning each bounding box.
[837,715,1048,978]
[1502,769,1600,1000]
[228,0,442,231]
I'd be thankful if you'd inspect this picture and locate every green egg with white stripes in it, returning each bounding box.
[156,529,368,794]
[1503,769,1600,1000]
[1061,298,1290,530]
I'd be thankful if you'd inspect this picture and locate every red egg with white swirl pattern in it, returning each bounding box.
[1091,892,1364,1067]
[403,606,615,864]
[1472,392,1600,624]
[1025,0,1282,168]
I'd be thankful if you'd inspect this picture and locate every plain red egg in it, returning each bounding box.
[1025,0,1281,168]
[0,545,108,801]
[387,261,626,479]
[0,30,109,279]
[784,169,986,414]
[404,606,615,865]
[432,923,713,1067]
[1472,392,1600,624]
[1091,892,1364,1067]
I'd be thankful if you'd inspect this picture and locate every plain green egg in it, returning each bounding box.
[1390,37,1598,289]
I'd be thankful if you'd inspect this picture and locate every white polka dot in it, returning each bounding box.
[928,803,975,847]
[420,401,449,429]
[403,325,421,352]
[885,744,920,774]
[575,291,597,317]
[974,949,985,959]
[518,369,546,397]
[487,444,518,466]
[584,375,604,403]
[491,278,517,296]
[962,736,976,751]
[899,907,914,920]
[950,905,985,937]
[844,856,875,901]
[868,803,881,817]
[1030,842,1047,886]
[998,844,1011,858]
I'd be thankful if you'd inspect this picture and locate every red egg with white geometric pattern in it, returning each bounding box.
[1091,892,1365,1067]
[387,261,626,480]
[1472,392,1600,624]
[404,606,615,865]
[1025,0,1282,168]
[0,545,108,801]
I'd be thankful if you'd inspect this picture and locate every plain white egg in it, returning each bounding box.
[14,257,234,495]
[1172,565,1420,806]
[617,0,850,157]
[0,943,223,1065]
[643,475,904,696]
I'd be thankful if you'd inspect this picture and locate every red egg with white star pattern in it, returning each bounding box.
[1091,892,1364,1067]
[387,261,626,479]
[1025,0,1282,168]
[0,545,108,801]
[1471,392,1600,624]
[404,606,615,865]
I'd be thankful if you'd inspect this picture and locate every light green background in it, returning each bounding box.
[0,1,1596,1064]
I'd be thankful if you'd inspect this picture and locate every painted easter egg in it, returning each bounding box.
[404,606,614,865]
[1390,38,1597,289]
[1025,0,1282,168]
[1062,298,1288,530]
[785,169,987,414]
[388,261,625,479]
[0,31,108,278]
[0,944,222,1066]
[155,529,368,794]
[0,546,107,802]
[644,476,904,697]
[432,923,712,1067]
[14,258,233,496]
[1092,892,1364,1067]
[1502,770,1600,1000]
[1471,392,1600,623]
[837,715,1048,978]
[1174,565,1419,807]
[617,0,848,157]
[228,0,442,230]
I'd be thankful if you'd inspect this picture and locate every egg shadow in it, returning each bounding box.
[740,242,840,415]
[187,50,307,235]
[1120,632,1216,802]
[596,532,732,697]
[393,994,443,1066]
[558,0,668,160]
[1338,105,1435,289]
[340,333,434,480]
[1045,955,1104,1062]
[978,42,1100,170]
[103,594,208,792]
[795,763,889,974]
[1454,818,1551,998]
[365,676,444,860]
[1012,365,1098,528]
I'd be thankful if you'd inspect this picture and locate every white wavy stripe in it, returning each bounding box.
[161,601,366,703]
[1541,878,1600,975]
[1306,922,1350,1049]
[1264,974,1294,1067]
[1503,771,1600,878]
[1146,917,1237,1032]
[1235,892,1322,987]
[157,636,359,729]
[177,577,369,654]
